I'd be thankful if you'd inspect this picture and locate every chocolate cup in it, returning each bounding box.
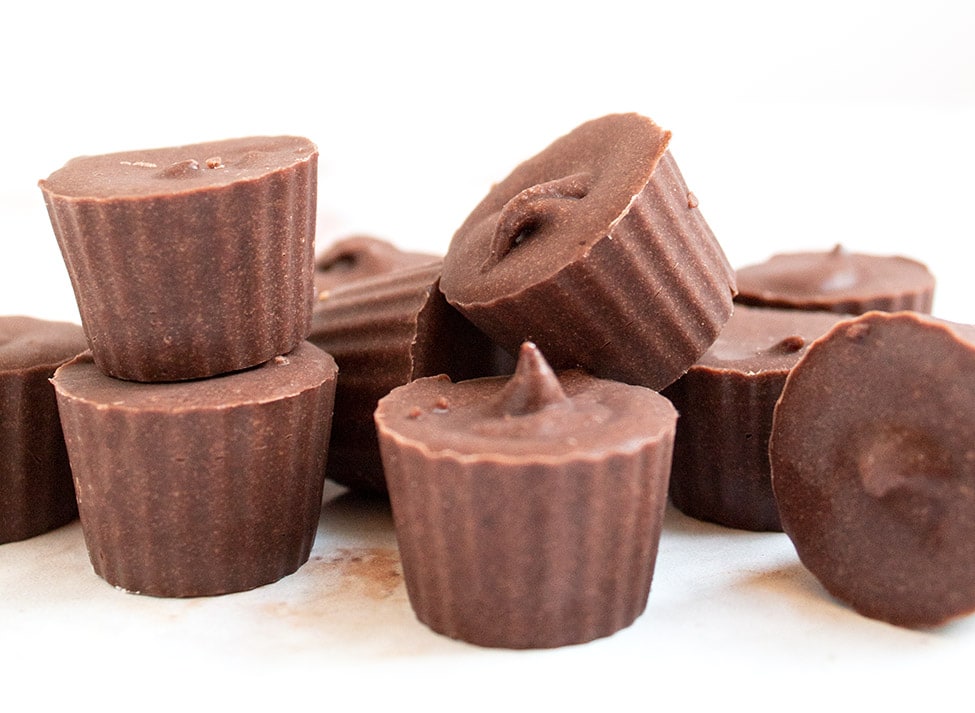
[39,136,317,382]
[662,306,847,531]
[52,342,337,597]
[770,311,975,627]
[735,246,935,314]
[441,113,736,391]
[0,317,87,543]
[314,235,439,295]
[310,261,497,495]
[375,346,677,648]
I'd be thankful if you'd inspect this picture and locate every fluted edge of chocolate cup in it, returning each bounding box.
[0,367,78,543]
[311,262,496,494]
[663,368,787,531]
[41,153,317,382]
[52,346,337,597]
[445,152,736,391]
[376,431,674,649]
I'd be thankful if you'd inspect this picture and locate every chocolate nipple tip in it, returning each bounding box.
[493,342,570,416]
[770,335,806,354]
[829,243,847,257]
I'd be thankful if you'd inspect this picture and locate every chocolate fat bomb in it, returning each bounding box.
[310,261,496,494]
[770,311,975,627]
[1,316,87,543]
[314,235,439,294]
[375,342,677,648]
[440,113,736,391]
[52,341,337,597]
[735,245,934,314]
[663,306,847,531]
[39,136,318,382]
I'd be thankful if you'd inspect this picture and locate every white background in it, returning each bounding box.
[2,1,974,709]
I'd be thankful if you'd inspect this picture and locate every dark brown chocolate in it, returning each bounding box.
[51,341,337,597]
[440,113,736,390]
[0,316,87,543]
[735,245,935,314]
[662,306,847,531]
[314,235,439,294]
[39,136,318,382]
[375,343,677,648]
[770,311,975,627]
[310,261,497,494]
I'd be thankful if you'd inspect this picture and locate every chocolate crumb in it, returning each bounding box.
[205,156,224,169]
[687,192,699,209]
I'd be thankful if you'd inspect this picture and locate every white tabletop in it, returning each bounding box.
[2,2,974,709]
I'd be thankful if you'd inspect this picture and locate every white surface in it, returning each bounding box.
[2,1,975,709]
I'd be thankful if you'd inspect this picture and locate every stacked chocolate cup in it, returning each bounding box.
[39,136,338,597]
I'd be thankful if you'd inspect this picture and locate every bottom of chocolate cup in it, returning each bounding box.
[53,342,337,598]
[383,438,672,649]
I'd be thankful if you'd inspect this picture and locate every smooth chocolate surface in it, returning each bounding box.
[770,311,975,627]
[310,261,496,494]
[314,235,439,294]
[663,306,847,531]
[375,343,676,648]
[52,341,337,597]
[0,316,87,543]
[39,136,318,382]
[735,245,935,314]
[440,113,736,390]
[38,136,316,198]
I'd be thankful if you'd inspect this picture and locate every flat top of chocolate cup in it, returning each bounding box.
[770,311,975,628]
[315,236,440,292]
[0,316,86,372]
[694,305,848,374]
[376,343,676,460]
[440,113,671,305]
[52,341,336,411]
[736,245,934,304]
[38,136,317,200]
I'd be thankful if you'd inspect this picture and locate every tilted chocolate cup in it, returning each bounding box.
[771,311,975,627]
[441,113,736,391]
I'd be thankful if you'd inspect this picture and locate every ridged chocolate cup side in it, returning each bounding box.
[0,367,78,543]
[378,434,673,649]
[52,342,336,597]
[445,151,736,391]
[310,262,497,495]
[663,369,786,531]
[40,146,317,382]
[375,359,676,650]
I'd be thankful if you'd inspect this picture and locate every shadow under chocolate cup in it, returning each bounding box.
[440,113,736,391]
[51,341,337,597]
[375,343,677,648]
[39,136,318,382]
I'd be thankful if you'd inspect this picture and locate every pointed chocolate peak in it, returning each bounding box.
[493,342,570,416]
